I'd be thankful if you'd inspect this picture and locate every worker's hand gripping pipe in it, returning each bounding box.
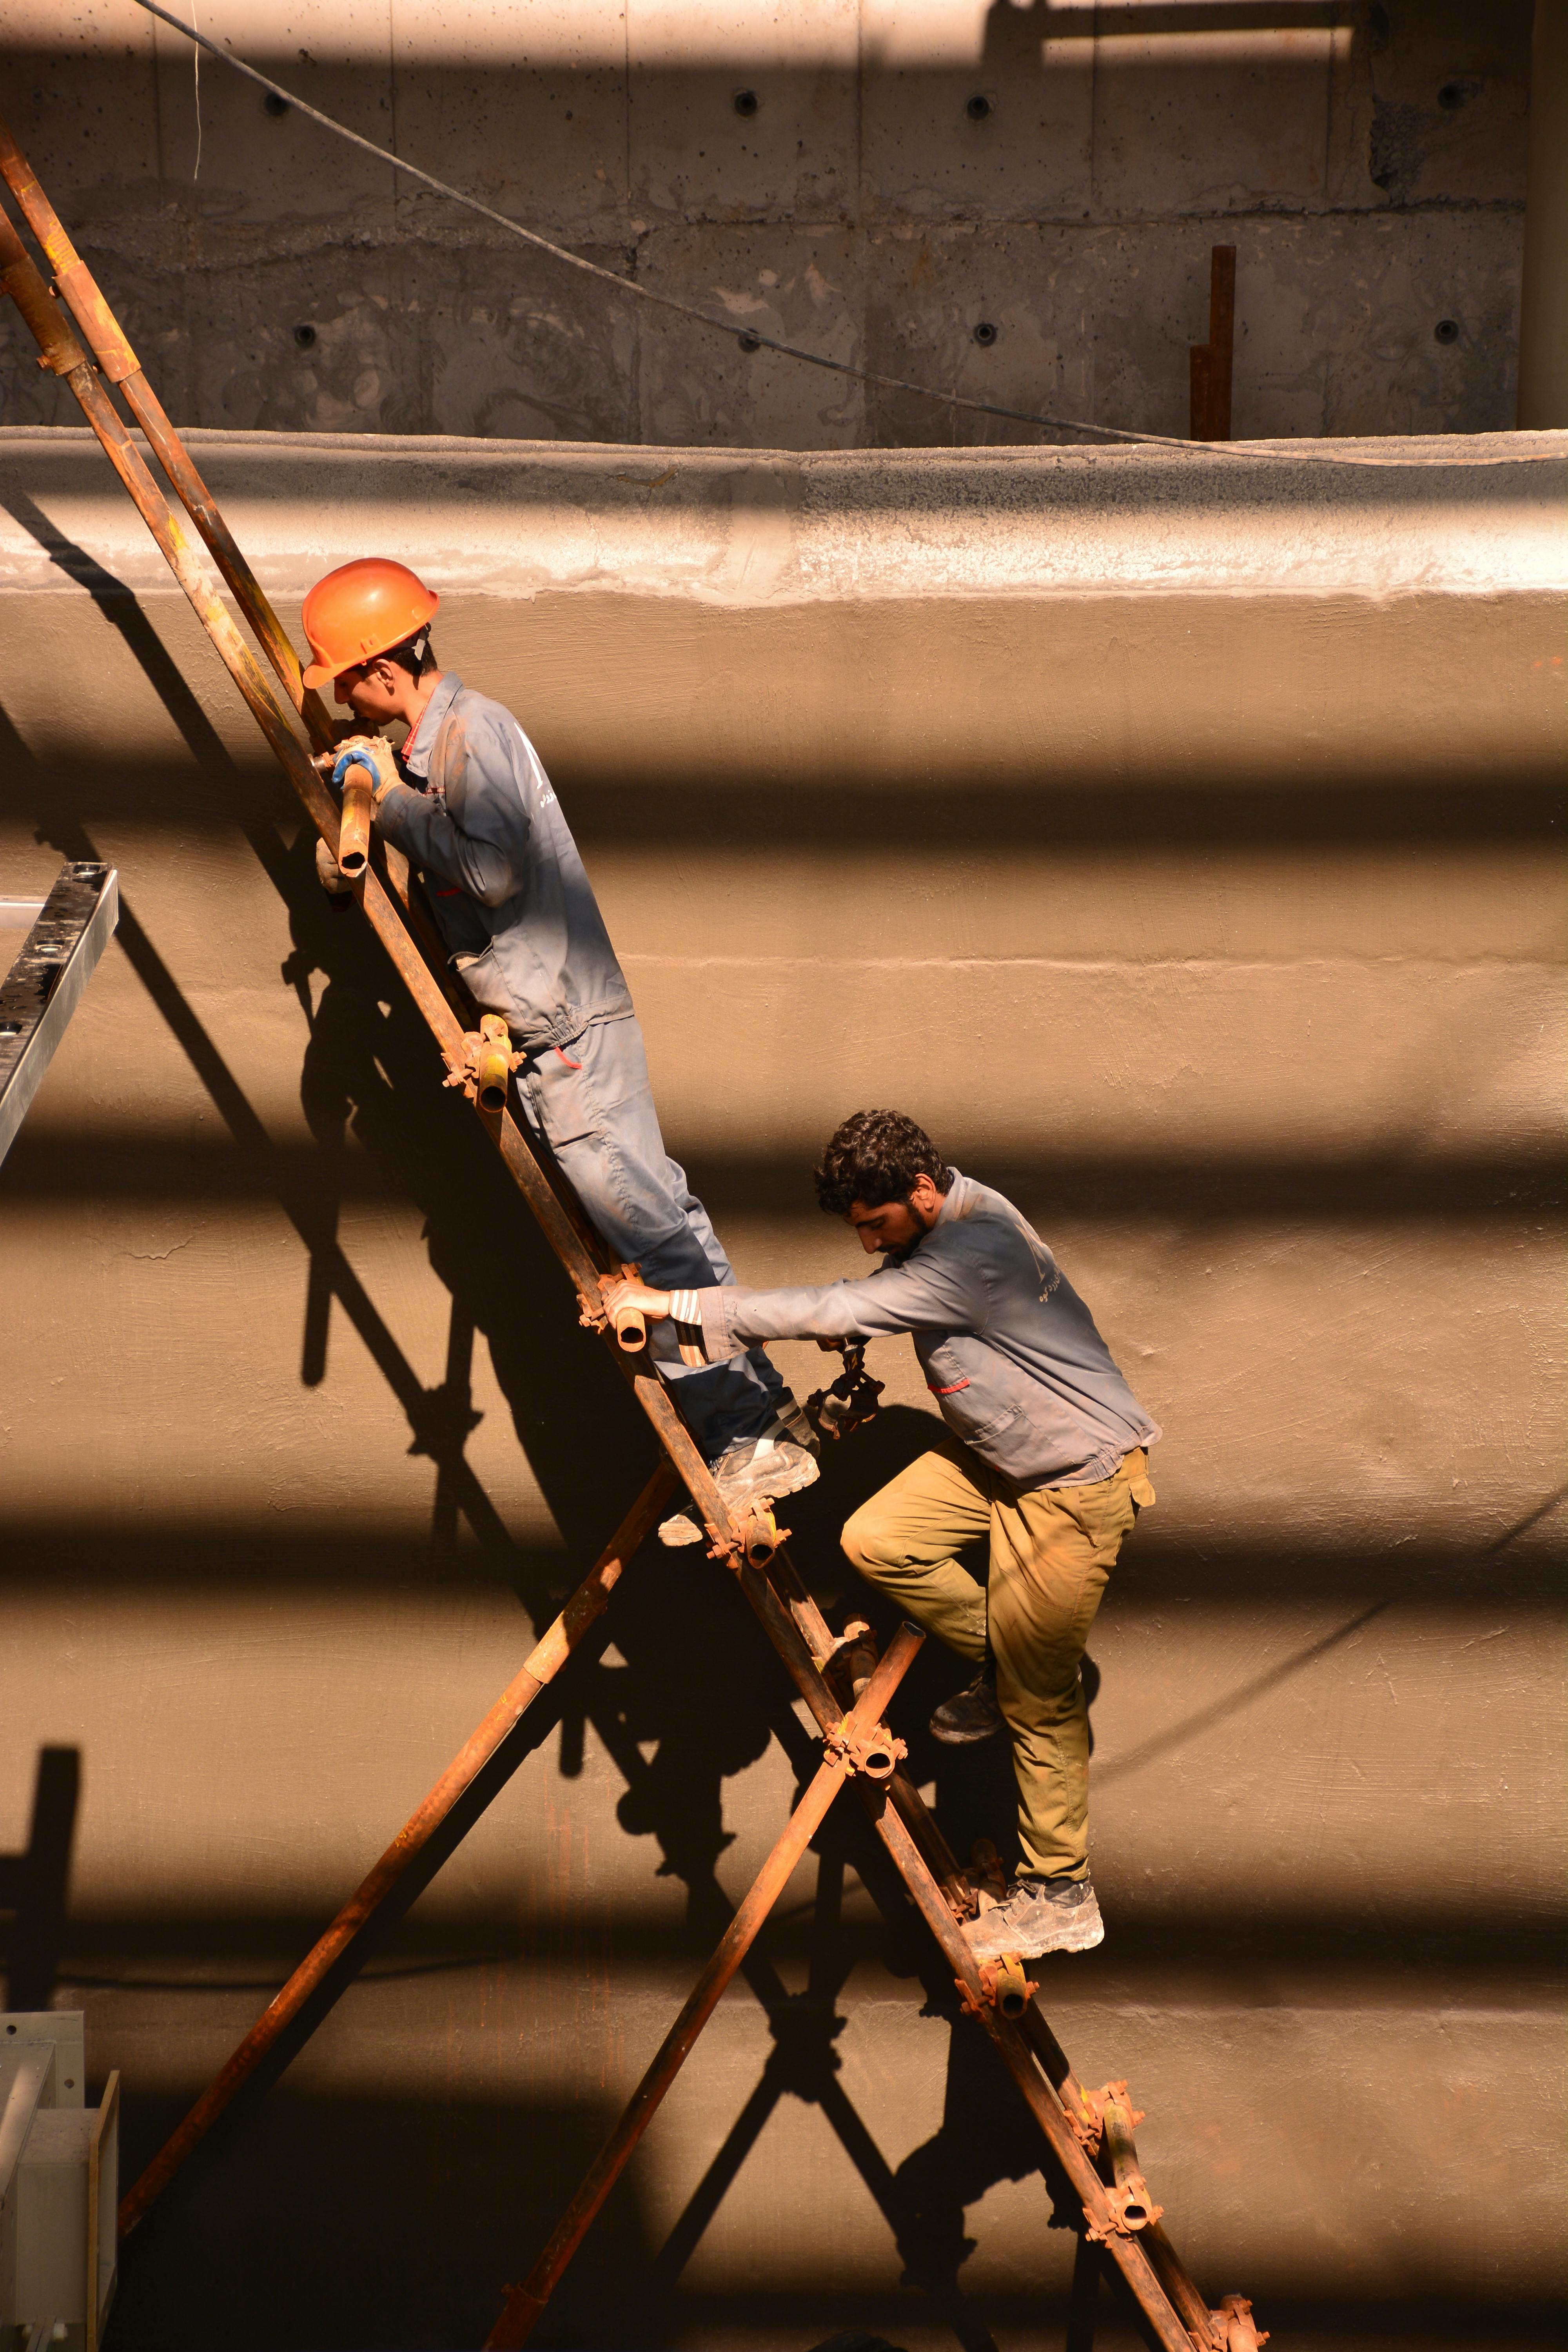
[603,1269,650,1352]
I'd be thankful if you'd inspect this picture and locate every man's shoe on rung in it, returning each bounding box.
[929,1664,1002,1745]
[962,1872,1104,1962]
[657,1427,820,1548]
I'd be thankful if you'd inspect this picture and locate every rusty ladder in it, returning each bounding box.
[0,120,1264,2352]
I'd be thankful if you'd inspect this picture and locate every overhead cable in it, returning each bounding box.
[127,0,1551,470]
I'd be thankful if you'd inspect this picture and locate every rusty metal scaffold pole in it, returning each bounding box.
[0,131,1249,2352]
[488,1623,927,2350]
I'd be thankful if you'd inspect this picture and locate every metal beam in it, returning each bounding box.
[0,863,117,1172]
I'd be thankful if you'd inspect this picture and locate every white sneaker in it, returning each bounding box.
[658,1428,820,1547]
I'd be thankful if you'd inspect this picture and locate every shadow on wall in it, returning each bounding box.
[0,1745,80,2011]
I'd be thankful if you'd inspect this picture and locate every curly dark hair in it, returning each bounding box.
[813,1110,954,1217]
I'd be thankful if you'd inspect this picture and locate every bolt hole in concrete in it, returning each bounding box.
[966,92,993,120]
[294,323,318,350]
[1437,80,1470,108]
[733,88,759,117]
[263,89,289,118]
[1434,317,1460,344]
[973,320,998,347]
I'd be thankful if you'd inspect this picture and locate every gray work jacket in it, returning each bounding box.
[675,1170,1161,1488]
[373,673,634,1051]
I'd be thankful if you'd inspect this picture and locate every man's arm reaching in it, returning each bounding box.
[607,1244,984,1361]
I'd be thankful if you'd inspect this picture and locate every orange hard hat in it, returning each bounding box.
[300,558,440,690]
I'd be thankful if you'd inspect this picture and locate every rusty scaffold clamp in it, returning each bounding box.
[953,1951,1040,2023]
[443,1014,524,1115]
[1079,2080,1164,2240]
[1209,2292,1269,2350]
[822,1703,906,1784]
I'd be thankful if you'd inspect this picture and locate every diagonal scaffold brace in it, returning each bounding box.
[0,122,1259,2352]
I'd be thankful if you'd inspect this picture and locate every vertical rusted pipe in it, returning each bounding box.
[1102,2091,1162,2231]
[336,773,374,880]
[119,1459,677,2239]
[485,1623,926,2351]
[1189,243,1237,442]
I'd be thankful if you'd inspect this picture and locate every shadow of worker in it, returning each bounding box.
[286,889,787,1924]
[287,874,650,1572]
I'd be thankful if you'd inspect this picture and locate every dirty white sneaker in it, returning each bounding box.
[658,1426,820,1547]
[962,1873,1104,1961]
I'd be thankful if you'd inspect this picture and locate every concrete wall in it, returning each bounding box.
[0,0,1539,447]
[0,423,1563,2349]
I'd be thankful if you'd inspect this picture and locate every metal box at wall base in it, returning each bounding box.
[0,2014,117,2352]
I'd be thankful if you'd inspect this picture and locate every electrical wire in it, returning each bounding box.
[129,0,1555,471]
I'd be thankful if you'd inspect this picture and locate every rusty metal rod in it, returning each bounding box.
[1145,2222,1227,2352]
[1102,2091,1161,2232]
[0,104,338,748]
[1018,2001,1105,2150]
[485,1622,927,2351]
[119,1459,677,2239]
[750,1538,977,1923]
[993,1952,1033,2021]
[861,1798,1192,2352]
[336,772,374,880]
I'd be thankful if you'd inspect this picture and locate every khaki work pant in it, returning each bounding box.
[840,1443,1153,1882]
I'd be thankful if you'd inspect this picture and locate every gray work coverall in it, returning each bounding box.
[372,672,786,1461]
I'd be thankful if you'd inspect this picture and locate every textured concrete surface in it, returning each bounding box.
[0,424,1564,2350]
[0,0,1537,446]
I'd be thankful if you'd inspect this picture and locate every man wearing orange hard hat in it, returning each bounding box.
[301,557,818,1541]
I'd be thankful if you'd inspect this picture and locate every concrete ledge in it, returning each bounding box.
[2,426,1564,788]
[3,424,1564,601]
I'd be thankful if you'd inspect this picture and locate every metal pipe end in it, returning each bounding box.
[613,1305,648,1352]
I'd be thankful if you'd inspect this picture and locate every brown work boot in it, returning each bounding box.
[929,1662,1002,1745]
